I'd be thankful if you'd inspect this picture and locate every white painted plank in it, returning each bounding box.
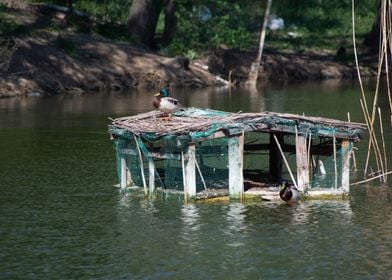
[296,133,309,192]
[228,134,244,197]
[120,157,127,189]
[184,144,196,197]
[148,158,155,194]
[341,140,352,193]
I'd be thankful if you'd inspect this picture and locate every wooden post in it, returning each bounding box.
[333,134,338,189]
[148,157,155,194]
[184,143,196,197]
[228,134,244,198]
[269,134,283,182]
[341,140,352,193]
[120,156,127,189]
[295,130,309,192]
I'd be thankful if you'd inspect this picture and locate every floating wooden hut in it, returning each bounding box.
[108,108,365,201]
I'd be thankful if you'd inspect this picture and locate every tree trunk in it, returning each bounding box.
[247,0,272,86]
[162,0,176,46]
[363,0,390,53]
[127,0,164,48]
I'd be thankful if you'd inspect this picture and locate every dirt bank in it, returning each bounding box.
[0,3,378,98]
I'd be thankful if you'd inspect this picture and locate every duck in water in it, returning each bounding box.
[153,88,184,119]
[279,180,300,203]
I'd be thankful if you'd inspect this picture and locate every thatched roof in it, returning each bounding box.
[109,107,366,142]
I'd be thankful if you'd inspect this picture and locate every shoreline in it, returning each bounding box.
[0,4,378,98]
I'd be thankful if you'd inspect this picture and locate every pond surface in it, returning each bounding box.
[1,80,392,279]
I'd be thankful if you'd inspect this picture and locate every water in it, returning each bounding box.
[1,81,392,279]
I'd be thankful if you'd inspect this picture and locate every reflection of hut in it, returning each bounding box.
[108,108,365,200]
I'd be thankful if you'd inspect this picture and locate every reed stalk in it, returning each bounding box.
[360,99,382,177]
[134,135,148,194]
[351,170,392,185]
[378,107,387,182]
[352,0,387,179]
[347,112,358,171]
[307,131,312,173]
[190,152,207,190]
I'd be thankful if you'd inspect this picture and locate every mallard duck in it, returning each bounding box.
[279,180,300,202]
[153,88,184,118]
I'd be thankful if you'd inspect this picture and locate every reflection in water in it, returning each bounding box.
[225,203,247,248]
[290,202,311,225]
[180,204,201,249]
[290,200,353,226]
[118,192,131,209]
[181,203,201,232]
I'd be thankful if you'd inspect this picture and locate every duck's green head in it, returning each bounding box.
[280,180,287,190]
[159,87,170,97]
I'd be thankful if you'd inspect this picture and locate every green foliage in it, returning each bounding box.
[166,1,255,55]
[75,0,132,22]
[0,7,29,36]
[270,0,376,50]
[164,0,376,55]
[15,0,379,54]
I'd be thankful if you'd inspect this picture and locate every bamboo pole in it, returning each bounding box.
[134,135,147,194]
[190,152,207,190]
[351,147,358,172]
[347,112,358,171]
[366,33,386,176]
[383,26,392,126]
[352,0,384,178]
[307,131,313,182]
[355,0,389,179]
[361,99,383,178]
[273,135,298,189]
[307,131,312,169]
[378,107,387,182]
[351,170,392,185]
[351,0,367,110]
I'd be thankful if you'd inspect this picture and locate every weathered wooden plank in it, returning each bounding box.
[341,140,352,193]
[228,134,244,198]
[120,157,127,189]
[184,144,196,197]
[296,132,309,192]
[148,158,155,194]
